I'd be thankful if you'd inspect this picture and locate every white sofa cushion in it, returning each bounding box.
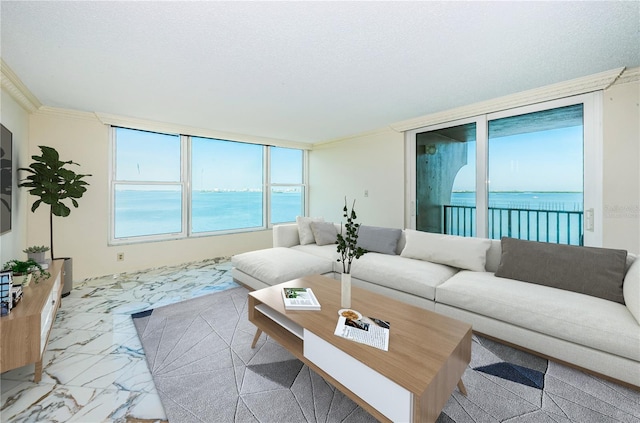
[436,271,640,361]
[401,229,491,271]
[296,216,324,245]
[350,253,458,301]
[292,244,340,262]
[624,257,640,325]
[231,247,333,286]
[273,223,301,248]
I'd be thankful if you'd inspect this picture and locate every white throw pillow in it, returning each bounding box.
[296,216,324,245]
[400,229,491,272]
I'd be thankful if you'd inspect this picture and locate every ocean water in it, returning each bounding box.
[114,190,583,242]
[451,191,583,211]
[114,191,302,239]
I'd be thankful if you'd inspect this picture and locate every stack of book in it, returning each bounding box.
[281,287,321,310]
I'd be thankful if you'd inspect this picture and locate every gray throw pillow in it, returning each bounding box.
[495,237,627,304]
[310,221,338,246]
[356,226,402,255]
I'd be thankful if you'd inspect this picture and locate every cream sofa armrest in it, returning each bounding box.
[273,223,301,247]
[623,256,640,325]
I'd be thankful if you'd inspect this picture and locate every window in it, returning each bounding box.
[191,137,263,233]
[111,127,306,243]
[269,147,304,224]
[408,93,601,246]
[112,128,183,239]
[487,104,584,245]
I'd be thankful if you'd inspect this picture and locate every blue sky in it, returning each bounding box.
[453,125,584,192]
[117,124,582,194]
[116,128,303,191]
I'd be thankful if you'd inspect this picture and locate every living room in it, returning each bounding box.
[1,1,638,280]
[1,2,639,421]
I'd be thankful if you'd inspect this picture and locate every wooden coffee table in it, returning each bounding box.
[248,274,472,423]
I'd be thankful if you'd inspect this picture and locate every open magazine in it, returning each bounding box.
[334,315,390,351]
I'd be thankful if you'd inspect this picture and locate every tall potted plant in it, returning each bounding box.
[18,146,91,295]
[336,197,367,308]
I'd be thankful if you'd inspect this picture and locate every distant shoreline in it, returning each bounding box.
[452,190,581,194]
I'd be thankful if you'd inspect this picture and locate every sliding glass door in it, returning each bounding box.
[415,121,476,236]
[407,93,601,246]
[487,104,584,245]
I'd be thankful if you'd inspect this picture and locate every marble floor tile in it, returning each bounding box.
[0,257,234,423]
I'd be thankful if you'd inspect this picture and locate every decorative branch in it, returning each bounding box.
[336,197,367,274]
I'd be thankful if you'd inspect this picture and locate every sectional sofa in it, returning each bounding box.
[231,220,640,388]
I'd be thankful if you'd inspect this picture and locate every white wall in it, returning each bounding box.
[26,110,272,281]
[309,128,405,227]
[0,88,30,264]
[602,79,640,253]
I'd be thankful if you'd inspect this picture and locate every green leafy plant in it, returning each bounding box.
[19,146,91,259]
[2,259,50,283]
[336,197,367,274]
[22,245,50,254]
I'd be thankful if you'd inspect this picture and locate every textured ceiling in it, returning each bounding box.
[1,1,639,144]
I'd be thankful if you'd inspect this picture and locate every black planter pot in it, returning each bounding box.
[60,257,73,297]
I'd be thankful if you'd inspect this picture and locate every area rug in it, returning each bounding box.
[131,287,640,423]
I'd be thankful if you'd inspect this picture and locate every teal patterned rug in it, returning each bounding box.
[132,287,640,422]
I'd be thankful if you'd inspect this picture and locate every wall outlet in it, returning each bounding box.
[117,252,124,261]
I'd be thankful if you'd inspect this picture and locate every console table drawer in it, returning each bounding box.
[40,273,62,354]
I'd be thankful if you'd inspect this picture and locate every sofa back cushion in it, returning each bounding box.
[273,223,301,247]
[400,229,491,271]
[495,237,627,304]
[623,256,640,324]
[484,239,503,273]
[356,225,402,255]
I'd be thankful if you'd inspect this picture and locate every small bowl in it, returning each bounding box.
[338,309,362,320]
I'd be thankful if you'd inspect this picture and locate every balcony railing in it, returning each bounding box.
[443,205,584,245]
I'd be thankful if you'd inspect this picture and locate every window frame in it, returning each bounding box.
[109,127,307,245]
[267,146,307,226]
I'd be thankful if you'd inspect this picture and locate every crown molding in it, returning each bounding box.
[34,106,101,122]
[613,66,640,85]
[1,59,42,113]
[95,112,312,150]
[390,67,626,133]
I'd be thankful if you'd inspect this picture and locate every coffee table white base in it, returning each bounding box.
[304,329,412,422]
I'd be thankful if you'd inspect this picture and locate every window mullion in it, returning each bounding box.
[476,116,488,238]
[265,146,270,228]
[183,134,190,237]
